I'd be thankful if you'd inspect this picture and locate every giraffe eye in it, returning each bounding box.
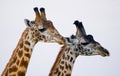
[39,28,46,32]
[31,21,35,24]
[81,42,89,45]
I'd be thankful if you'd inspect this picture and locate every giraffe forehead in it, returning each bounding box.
[79,37,86,43]
[38,25,44,29]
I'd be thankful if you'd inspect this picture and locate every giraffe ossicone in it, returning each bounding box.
[1,7,65,76]
[49,20,109,76]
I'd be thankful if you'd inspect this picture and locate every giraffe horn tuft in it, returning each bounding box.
[40,7,47,20]
[34,7,38,12]
[40,7,45,12]
[33,7,41,22]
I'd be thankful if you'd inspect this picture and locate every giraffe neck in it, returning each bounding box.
[2,28,38,76]
[49,45,78,76]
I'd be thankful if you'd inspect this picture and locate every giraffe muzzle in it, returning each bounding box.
[98,48,110,57]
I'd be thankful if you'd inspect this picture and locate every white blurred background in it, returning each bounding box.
[0,0,120,76]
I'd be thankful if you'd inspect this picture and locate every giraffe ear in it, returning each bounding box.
[74,20,86,38]
[24,19,32,28]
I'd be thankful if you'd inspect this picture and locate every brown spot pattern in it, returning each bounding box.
[18,50,23,58]
[58,71,61,76]
[16,60,20,65]
[20,42,23,48]
[61,61,64,64]
[67,55,70,60]
[65,62,68,70]
[9,65,18,73]
[64,70,67,73]
[24,46,29,52]
[70,57,73,62]
[70,52,73,55]
[10,74,16,76]
[25,41,30,46]
[60,65,64,70]
[17,71,25,76]
[65,62,72,71]
[66,74,71,76]
[61,73,64,76]
[68,64,72,70]
[20,58,28,68]
[54,68,59,74]
[63,54,65,59]
[24,53,31,59]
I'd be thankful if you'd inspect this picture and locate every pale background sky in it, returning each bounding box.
[0,0,120,76]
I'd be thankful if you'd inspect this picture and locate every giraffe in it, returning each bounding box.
[49,20,110,76]
[1,7,65,76]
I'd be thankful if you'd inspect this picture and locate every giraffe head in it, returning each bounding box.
[73,20,110,57]
[24,7,65,44]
